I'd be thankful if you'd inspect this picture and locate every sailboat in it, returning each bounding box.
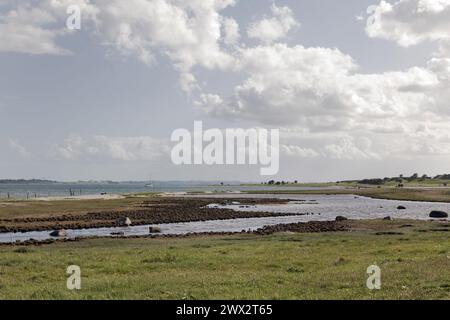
[145,177,154,188]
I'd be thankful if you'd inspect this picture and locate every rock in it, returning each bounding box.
[334,257,346,265]
[49,230,67,237]
[335,216,348,221]
[430,211,448,218]
[149,226,162,233]
[383,216,392,221]
[397,206,406,210]
[110,232,125,236]
[117,217,132,227]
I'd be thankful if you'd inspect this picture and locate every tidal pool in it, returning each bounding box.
[203,194,450,221]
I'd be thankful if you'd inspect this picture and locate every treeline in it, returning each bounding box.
[263,180,298,185]
[0,179,57,184]
[356,173,450,185]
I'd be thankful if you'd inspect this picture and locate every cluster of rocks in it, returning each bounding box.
[0,198,305,233]
[254,221,348,235]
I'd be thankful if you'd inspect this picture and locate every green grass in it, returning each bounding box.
[244,179,450,188]
[245,187,450,203]
[0,221,449,300]
[0,196,148,219]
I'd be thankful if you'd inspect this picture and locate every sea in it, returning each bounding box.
[0,181,340,199]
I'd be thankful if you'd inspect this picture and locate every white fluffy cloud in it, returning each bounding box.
[52,134,169,161]
[247,4,299,44]
[95,0,236,70]
[0,4,66,55]
[366,0,450,47]
[0,0,97,55]
[3,0,450,163]
[197,44,441,128]
[195,0,450,160]
[222,17,240,45]
[0,0,237,91]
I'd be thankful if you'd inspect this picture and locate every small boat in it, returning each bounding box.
[145,178,153,188]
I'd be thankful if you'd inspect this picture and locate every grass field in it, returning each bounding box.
[246,187,450,203]
[0,196,146,219]
[0,220,449,300]
[245,179,450,188]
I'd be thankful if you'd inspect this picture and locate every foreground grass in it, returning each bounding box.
[0,220,449,300]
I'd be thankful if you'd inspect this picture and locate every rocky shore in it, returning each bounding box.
[0,197,309,233]
[0,220,349,247]
[254,221,348,235]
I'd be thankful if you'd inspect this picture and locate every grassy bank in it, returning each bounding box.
[245,187,450,203]
[0,196,147,219]
[0,220,449,299]
[244,178,450,188]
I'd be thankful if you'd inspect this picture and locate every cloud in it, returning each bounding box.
[52,134,169,161]
[247,4,299,44]
[222,17,240,45]
[94,0,238,91]
[0,4,67,55]
[8,139,31,158]
[281,145,319,158]
[0,0,97,55]
[366,0,450,47]
[0,0,237,92]
[323,137,380,160]
[3,0,450,165]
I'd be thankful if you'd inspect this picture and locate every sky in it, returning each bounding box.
[1,0,450,182]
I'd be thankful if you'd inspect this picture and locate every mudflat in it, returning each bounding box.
[0,197,295,233]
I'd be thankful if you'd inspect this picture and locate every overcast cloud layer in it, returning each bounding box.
[1,0,450,182]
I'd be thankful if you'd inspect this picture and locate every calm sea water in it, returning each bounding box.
[0,182,343,199]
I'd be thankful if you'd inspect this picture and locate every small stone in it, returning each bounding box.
[49,230,67,237]
[117,217,132,227]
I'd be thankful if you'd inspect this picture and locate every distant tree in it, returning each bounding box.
[359,179,384,185]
